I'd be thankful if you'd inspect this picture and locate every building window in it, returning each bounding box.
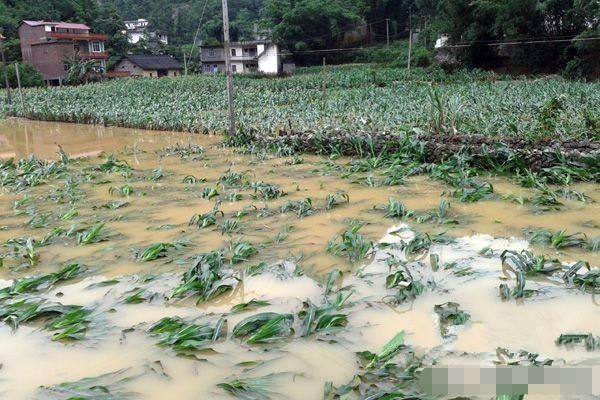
[91,41,102,52]
[209,48,215,57]
[232,65,237,72]
[203,64,211,73]
[231,49,236,57]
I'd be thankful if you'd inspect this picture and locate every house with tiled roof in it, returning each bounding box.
[18,20,108,84]
[111,55,183,78]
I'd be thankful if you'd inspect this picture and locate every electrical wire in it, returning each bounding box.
[184,0,210,73]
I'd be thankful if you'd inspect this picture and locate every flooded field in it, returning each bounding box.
[0,118,598,399]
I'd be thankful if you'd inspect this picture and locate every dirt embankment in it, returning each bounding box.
[249,130,599,170]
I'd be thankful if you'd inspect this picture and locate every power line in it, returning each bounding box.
[443,36,600,48]
[184,0,210,74]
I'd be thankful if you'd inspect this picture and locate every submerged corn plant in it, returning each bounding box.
[230,299,270,314]
[500,250,563,276]
[148,316,226,353]
[94,155,132,173]
[219,218,242,235]
[562,261,599,292]
[172,250,237,301]
[37,368,138,399]
[189,208,224,228]
[413,199,458,225]
[77,223,107,245]
[449,181,494,203]
[136,240,189,262]
[327,223,374,263]
[555,333,600,351]
[3,237,40,266]
[108,184,135,197]
[232,312,294,344]
[0,299,91,340]
[280,198,314,218]
[0,263,86,297]
[158,143,204,159]
[325,191,349,210]
[383,198,410,218]
[365,331,406,368]
[434,302,470,338]
[399,233,432,260]
[218,170,248,188]
[529,230,590,250]
[227,240,258,264]
[298,300,348,337]
[251,181,285,200]
[200,186,219,199]
[218,372,287,400]
[385,267,425,303]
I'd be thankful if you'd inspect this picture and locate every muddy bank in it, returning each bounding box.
[238,129,600,170]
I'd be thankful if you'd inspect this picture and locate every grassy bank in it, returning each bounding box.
[1,66,599,141]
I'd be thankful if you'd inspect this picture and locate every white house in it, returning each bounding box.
[200,41,282,75]
[435,34,449,49]
[123,19,168,45]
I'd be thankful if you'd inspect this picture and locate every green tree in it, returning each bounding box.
[265,0,361,51]
[0,62,44,87]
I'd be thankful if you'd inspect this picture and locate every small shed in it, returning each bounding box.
[112,55,183,78]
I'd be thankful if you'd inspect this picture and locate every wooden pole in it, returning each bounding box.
[14,63,24,112]
[221,0,236,137]
[0,36,12,105]
[407,12,412,70]
[386,18,390,47]
[322,57,327,96]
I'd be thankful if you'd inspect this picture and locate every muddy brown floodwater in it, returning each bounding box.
[0,118,599,399]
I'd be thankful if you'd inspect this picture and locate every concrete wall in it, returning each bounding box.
[258,44,280,74]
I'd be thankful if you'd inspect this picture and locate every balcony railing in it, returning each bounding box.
[47,32,108,41]
[231,54,258,61]
[80,52,109,60]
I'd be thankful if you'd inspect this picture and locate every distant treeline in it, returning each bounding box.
[0,0,598,76]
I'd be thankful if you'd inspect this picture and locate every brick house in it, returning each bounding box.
[111,55,183,78]
[18,20,108,85]
[200,41,282,75]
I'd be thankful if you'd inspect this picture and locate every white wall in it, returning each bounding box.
[258,44,280,74]
[128,32,144,44]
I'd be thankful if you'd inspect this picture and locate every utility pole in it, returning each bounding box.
[407,11,412,70]
[322,57,327,96]
[0,34,12,105]
[221,0,236,137]
[386,18,390,47]
[15,62,24,112]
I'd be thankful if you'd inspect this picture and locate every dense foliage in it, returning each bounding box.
[0,62,44,87]
[1,66,598,140]
[420,0,600,75]
[1,0,597,75]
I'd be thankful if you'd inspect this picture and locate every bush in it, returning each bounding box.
[0,62,44,87]
[414,47,431,67]
[355,41,410,64]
